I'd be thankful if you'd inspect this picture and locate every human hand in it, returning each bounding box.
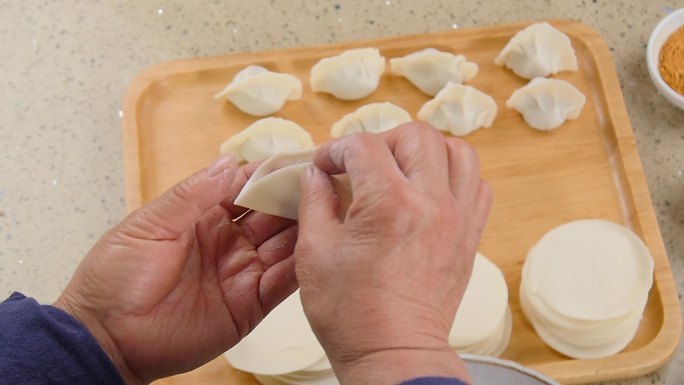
[295,123,492,385]
[54,155,299,384]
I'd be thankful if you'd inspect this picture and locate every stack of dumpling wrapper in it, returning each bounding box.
[519,219,654,359]
[224,254,510,385]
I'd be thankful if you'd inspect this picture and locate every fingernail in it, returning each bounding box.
[207,153,236,177]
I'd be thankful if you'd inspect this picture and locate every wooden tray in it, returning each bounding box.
[122,19,681,385]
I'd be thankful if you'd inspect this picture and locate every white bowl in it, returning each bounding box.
[462,354,560,385]
[647,7,684,110]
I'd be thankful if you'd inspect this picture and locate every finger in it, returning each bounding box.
[221,161,263,219]
[298,165,341,233]
[258,256,298,314]
[256,224,298,268]
[472,180,493,237]
[122,153,238,240]
[445,138,482,203]
[256,225,299,315]
[236,211,295,246]
[378,122,450,191]
[313,133,405,194]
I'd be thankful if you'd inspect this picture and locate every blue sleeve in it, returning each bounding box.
[0,292,126,385]
[399,377,469,385]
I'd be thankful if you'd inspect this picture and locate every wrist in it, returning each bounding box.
[332,346,470,385]
[53,294,145,385]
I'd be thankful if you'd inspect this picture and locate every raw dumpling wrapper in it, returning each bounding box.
[224,290,325,375]
[235,148,352,220]
[330,102,412,137]
[310,48,385,100]
[390,48,479,96]
[495,22,578,79]
[215,65,302,116]
[506,78,585,131]
[519,219,654,359]
[220,117,313,162]
[417,82,497,136]
[449,253,511,357]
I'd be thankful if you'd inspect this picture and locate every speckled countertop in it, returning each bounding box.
[0,0,682,383]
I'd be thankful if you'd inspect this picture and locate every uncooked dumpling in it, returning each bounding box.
[390,48,479,96]
[215,65,302,116]
[506,78,585,131]
[310,48,385,100]
[220,118,313,162]
[234,148,352,220]
[330,102,411,137]
[224,290,325,375]
[417,83,497,136]
[495,22,578,79]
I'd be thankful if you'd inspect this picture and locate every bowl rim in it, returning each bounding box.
[646,7,684,107]
[461,354,561,385]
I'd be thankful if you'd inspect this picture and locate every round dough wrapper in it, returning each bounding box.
[520,288,642,359]
[524,219,653,321]
[449,253,509,348]
[224,290,325,375]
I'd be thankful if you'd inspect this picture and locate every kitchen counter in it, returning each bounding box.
[0,1,682,383]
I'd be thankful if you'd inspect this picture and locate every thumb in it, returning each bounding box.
[123,154,238,240]
[298,165,340,233]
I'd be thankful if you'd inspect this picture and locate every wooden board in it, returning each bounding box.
[122,19,681,385]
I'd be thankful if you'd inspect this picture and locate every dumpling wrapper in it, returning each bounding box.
[448,253,509,349]
[507,78,586,131]
[220,117,314,163]
[520,280,642,348]
[520,285,642,359]
[518,219,654,359]
[390,48,479,96]
[456,307,512,357]
[215,65,302,116]
[224,290,325,375]
[495,22,578,79]
[310,48,386,100]
[524,219,653,321]
[234,148,352,220]
[330,102,412,137]
[417,83,497,136]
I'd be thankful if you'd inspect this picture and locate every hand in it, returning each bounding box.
[295,123,492,385]
[54,155,299,384]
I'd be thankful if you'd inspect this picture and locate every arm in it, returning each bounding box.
[0,292,125,385]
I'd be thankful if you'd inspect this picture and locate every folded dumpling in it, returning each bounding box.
[215,65,302,116]
[220,117,314,162]
[235,148,352,220]
[390,48,479,96]
[495,22,578,79]
[310,48,385,100]
[330,102,412,137]
[506,78,586,131]
[417,83,497,137]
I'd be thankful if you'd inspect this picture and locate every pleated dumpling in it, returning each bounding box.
[495,22,578,79]
[417,83,497,137]
[310,48,385,100]
[390,48,479,96]
[330,102,411,137]
[215,65,302,116]
[506,78,586,131]
[220,117,313,162]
